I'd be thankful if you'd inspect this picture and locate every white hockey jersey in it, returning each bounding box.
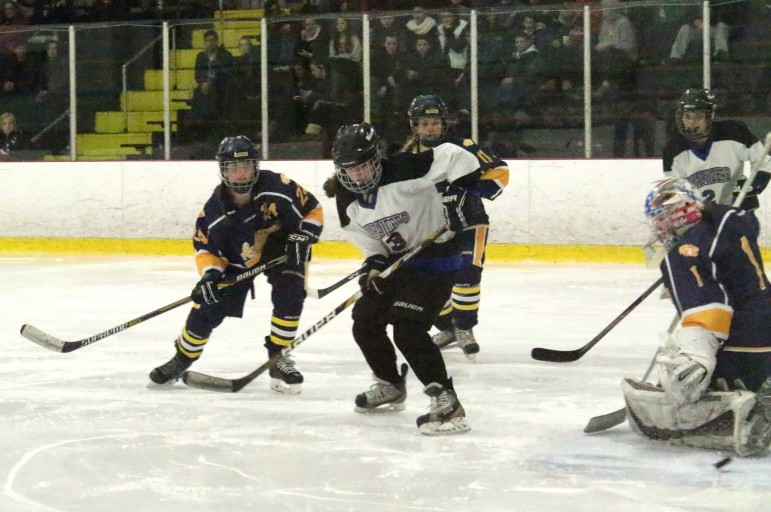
[662,120,771,209]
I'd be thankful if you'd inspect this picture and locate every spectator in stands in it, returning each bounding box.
[36,39,67,104]
[665,8,731,64]
[371,34,406,120]
[370,14,406,51]
[0,111,25,156]
[189,29,234,142]
[402,36,450,109]
[230,36,261,127]
[303,59,354,141]
[295,17,329,69]
[328,17,361,100]
[592,2,637,100]
[495,32,543,116]
[1,41,41,98]
[518,13,550,51]
[404,6,439,58]
[0,1,28,55]
[437,10,469,111]
[28,1,75,25]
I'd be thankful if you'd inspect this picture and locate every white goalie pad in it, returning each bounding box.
[656,326,719,407]
[621,378,771,456]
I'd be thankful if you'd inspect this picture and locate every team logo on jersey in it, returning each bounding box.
[363,212,410,239]
[679,244,699,257]
[688,167,730,188]
[241,224,281,266]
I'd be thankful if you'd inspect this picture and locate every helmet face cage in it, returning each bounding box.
[216,135,260,194]
[332,123,383,194]
[676,88,716,144]
[408,94,448,147]
[645,178,703,248]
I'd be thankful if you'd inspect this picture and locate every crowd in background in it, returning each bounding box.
[0,0,769,159]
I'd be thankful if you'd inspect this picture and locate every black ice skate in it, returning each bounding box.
[416,381,470,435]
[149,352,194,386]
[354,363,409,413]
[269,354,304,394]
[455,327,480,362]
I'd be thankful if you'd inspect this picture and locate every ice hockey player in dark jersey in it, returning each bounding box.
[622,177,771,456]
[149,135,323,394]
[324,121,492,435]
[662,88,771,211]
[403,94,509,361]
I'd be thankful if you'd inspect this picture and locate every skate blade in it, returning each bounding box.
[353,402,406,414]
[146,378,178,389]
[419,417,471,436]
[270,379,302,395]
[437,341,458,351]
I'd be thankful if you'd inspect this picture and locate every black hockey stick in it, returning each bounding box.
[182,227,449,392]
[306,266,365,299]
[19,255,288,353]
[531,277,664,363]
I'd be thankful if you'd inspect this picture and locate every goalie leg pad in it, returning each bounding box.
[621,378,766,456]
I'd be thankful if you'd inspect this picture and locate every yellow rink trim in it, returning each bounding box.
[2,237,771,264]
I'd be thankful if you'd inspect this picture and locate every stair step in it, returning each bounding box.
[214,9,264,19]
[77,132,152,151]
[95,111,179,133]
[144,68,197,91]
[121,90,191,112]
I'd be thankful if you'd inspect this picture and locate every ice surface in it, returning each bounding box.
[2,256,770,512]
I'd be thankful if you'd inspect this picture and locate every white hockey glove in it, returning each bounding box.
[656,326,719,407]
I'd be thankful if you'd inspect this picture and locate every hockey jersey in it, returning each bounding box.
[193,170,323,275]
[661,204,771,342]
[337,140,505,272]
[662,120,771,210]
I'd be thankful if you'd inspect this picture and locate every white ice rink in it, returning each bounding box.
[2,256,770,512]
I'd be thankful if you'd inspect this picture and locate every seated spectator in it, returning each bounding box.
[230,36,261,127]
[592,3,638,99]
[437,10,470,110]
[371,34,406,119]
[402,36,451,110]
[404,6,440,58]
[186,29,234,142]
[1,42,42,98]
[518,13,550,51]
[370,13,407,52]
[35,39,68,153]
[0,111,26,157]
[0,1,29,55]
[328,17,361,100]
[295,18,330,69]
[495,32,543,114]
[666,8,731,63]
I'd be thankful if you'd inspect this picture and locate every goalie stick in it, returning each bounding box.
[530,277,664,363]
[306,266,365,299]
[182,227,449,393]
[583,135,771,432]
[19,255,288,353]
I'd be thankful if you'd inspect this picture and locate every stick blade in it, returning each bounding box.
[181,370,238,392]
[19,324,68,353]
[530,347,583,363]
[584,408,627,433]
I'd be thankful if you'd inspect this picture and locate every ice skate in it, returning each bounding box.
[416,382,470,435]
[739,377,771,456]
[149,351,194,387]
[454,327,479,362]
[432,328,457,350]
[354,363,409,413]
[269,354,303,394]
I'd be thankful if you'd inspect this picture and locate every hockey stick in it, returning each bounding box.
[583,314,678,433]
[530,277,664,363]
[19,255,288,353]
[306,266,365,299]
[182,227,449,392]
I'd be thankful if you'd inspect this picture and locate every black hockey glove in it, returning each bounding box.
[191,269,225,305]
[359,254,388,295]
[286,226,321,268]
[733,172,771,211]
[442,184,489,231]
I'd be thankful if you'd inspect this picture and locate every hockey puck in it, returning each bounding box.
[714,456,733,469]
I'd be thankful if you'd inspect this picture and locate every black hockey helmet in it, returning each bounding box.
[332,122,383,194]
[676,88,716,144]
[407,94,448,147]
[215,135,260,194]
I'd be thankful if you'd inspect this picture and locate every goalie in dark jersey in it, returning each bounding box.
[403,94,509,361]
[662,88,771,211]
[148,135,323,394]
[622,177,771,456]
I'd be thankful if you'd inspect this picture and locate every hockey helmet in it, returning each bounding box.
[332,122,383,194]
[215,135,260,194]
[407,94,448,147]
[676,88,716,144]
[645,177,703,248]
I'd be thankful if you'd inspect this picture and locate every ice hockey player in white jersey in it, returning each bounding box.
[662,88,771,211]
[622,177,771,456]
[324,122,491,435]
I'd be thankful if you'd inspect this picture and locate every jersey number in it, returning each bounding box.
[386,231,407,252]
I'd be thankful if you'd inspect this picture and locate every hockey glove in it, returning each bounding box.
[359,254,388,295]
[286,224,321,268]
[191,269,225,305]
[442,184,488,231]
[733,172,770,211]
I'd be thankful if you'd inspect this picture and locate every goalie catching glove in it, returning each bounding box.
[656,325,719,407]
[442,184,488,231]
[359,254,388,295]
[191,269,225,305]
